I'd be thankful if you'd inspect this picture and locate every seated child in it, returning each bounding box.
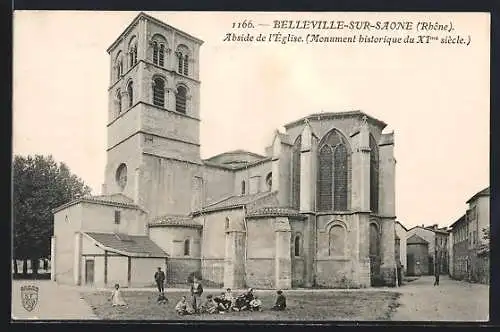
[157,292,168,304]
[175,296,192,315]
[234,294,248,311]
[241,288,255,311]
[200,294,218,314]
[224,288,238,311]
[109,283,127,307]
[214,292,231,311]
[271,290,286,311]
[250,296,262,311]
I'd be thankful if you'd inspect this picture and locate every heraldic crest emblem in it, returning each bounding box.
[20,284,39,312]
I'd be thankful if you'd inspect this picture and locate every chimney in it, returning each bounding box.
[433,224,438,230]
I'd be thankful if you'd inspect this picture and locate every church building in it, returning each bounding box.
[51,12,398,289]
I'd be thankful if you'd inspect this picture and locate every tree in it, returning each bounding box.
[482,227,490,241]
[13,155,92,275]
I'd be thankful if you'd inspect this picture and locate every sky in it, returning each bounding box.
[13,11,490,229]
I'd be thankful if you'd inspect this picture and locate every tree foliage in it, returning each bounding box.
[13,155,92,264]
[482,227,490,241]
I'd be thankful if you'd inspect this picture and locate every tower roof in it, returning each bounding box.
[107,11,204,53]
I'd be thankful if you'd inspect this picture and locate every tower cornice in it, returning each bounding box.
[107,12,204,54]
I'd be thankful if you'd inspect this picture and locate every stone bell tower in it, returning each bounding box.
[102,12,204,217]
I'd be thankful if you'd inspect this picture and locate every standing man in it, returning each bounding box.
[190,276,203,313]
[154,267,166,294]
[434,260,440,286]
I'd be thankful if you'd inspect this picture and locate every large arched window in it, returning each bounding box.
[128,36,138,68]
[317,129,351,211]
[176,45,190,76]
[184,239,190,256]
[318,145,333,211]
[152,77,165,107]
[328,224,346,256]
[294,234,301,257]
[176,86,187,113]
[151,34,167,67]
[333,144,348,210]
[369,135,379,213]
[291,136,301,209]
[127,81,134,107]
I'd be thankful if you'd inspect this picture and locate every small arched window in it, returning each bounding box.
[152,41,158,65]
[265,172,272,191]
[116,52,124,80]
[176,86,187,113]
[183,54,189,75]
[294,235,301,256]
[151,34,167,67]
[127,81,134,107]
[241,180,246,195]
[159,44,165,67]
[184,239,190,256]
[116,89,122,114]
[128,37,138,68]
[153,77,165,107]
[176,45,190,76]
[225,217,230,229]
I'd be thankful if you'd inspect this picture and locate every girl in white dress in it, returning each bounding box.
[110,283,127,307]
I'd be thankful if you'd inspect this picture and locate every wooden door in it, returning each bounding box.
[85,259,94,285]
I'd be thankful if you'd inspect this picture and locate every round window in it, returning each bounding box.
[116,163,128,190]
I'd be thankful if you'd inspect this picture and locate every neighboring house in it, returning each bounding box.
[406,224,449,275]
[406,234,429,276]
[449,187,490,284]
[51,12,399,289]
[395,221,408,276]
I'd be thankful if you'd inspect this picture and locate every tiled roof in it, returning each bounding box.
[407,234,429,245]
[196,191,275,214]
[203,157,272,171]
[450,214,467,229]
[246,207,305,219]
[466,187,490,204]
[85,193,135,205]
[149,215,202,228]
[283,110,387,130]
[52,193,142,213]
[204,149,266,161]
[84,232,168,257]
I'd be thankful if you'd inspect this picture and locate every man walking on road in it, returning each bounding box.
[434,263,440,286]
[154,267,166,294]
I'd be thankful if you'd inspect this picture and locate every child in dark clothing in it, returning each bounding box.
[157,292,168,304]
[271,290,286,311]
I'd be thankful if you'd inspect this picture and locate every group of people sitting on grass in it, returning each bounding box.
[108,273,287,316]
[175,287,272,315]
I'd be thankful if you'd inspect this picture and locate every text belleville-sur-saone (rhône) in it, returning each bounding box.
[224,20,460,45]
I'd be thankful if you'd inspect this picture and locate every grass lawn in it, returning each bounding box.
[82,290,401,321]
